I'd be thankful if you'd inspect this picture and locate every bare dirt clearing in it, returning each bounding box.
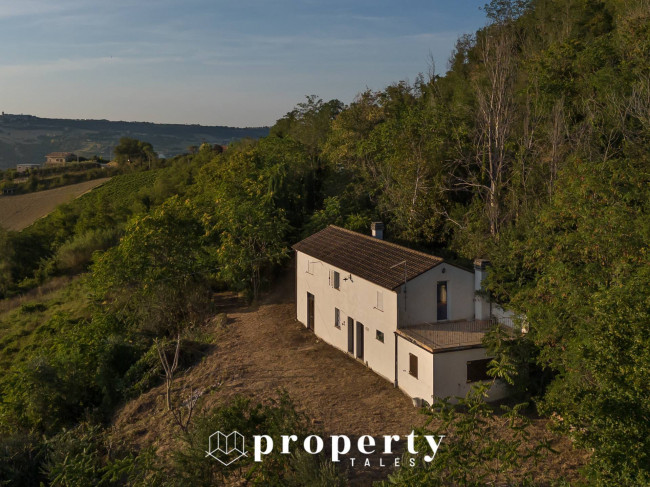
[0,177,110,231]
[112,274,587,485]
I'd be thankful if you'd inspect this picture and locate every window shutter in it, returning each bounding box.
[334,271,340,289]
[409,353,418,379]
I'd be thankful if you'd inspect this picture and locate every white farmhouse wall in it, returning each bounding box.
[296,249,511,407]
[397,264,474,326]
[492,304,515,321]
[295,251,398,382]
[395,335,434,405]
[474,265,491,320]
[433,348,509,402]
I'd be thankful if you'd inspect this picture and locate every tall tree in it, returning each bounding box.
[468,15,518,236]
[90,196,211,336]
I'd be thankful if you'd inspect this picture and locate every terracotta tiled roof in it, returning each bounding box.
[293,225,443,290]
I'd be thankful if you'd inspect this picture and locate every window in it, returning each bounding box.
[334,308,341,329]
[467,359,492,383]
[436,281,448,321]
[306,261,315,274]
[375,291,384,311]
[330,270,340,290]
[376,330,384,343]
[409,353,418,379]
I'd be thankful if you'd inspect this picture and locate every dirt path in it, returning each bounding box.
[0,177,110,231]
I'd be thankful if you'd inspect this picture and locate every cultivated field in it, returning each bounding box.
[0,178,110,231]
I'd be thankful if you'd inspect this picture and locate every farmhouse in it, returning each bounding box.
[45,152,77,165]
[16,163,41,173]
[293,224,512,405]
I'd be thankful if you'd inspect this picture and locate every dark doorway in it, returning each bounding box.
[307,293,315,331]
[356,322,364,360]
[347,317,354,354]
[437,281,448,321]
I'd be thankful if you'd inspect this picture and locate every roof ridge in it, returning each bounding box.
[327,225,443,263]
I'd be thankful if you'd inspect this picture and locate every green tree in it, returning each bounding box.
[488,156,650,484]
[113,137,156,168]
[91,195,212,336]
[196,147,290,299]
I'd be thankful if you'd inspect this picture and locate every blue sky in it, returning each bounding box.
[0,1,487,126]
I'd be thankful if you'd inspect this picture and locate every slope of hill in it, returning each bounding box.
[110,278,586,485]
[0,113,269,170]
[0,178,111,231]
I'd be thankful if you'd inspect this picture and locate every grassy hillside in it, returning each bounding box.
[0,277,90,370]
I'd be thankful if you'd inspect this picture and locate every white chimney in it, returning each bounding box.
[371,222,384,239]
[474,259,491,320]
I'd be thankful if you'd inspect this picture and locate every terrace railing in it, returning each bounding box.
[400,317,515,351]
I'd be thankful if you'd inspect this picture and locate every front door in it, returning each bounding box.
[307,293,315,331]
[356,321,364,360]
[437,281,448,321]
[347,317,354,354]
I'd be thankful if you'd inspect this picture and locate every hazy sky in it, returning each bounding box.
[0,0,487,127]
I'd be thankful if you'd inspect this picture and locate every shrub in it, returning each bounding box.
[44,423,163,487]
[54,228,120,274]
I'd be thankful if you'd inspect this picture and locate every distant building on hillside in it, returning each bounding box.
[45,152,77,165]
[16,163,41,173]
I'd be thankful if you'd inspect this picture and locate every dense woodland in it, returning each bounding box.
[0,0,649,485]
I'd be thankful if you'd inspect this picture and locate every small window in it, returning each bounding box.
[334,308,341,329]
[376,291,383,311]
[467,359,492,383]
[376,330,384,343]
[437,281,448,321]
[330,270,340,290]
[409,353,418,379]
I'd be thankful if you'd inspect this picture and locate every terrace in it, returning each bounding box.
[395,317,515,353]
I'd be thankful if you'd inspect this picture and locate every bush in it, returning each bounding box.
[0,432,48,487]
[379,383,555,487]
[44,423,162,487]
[170,392,346,486]
[54,228,120,274]
[0,312,144,433]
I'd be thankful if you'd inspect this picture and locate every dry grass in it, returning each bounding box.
[111,274,587,485]
[0,178,110,231]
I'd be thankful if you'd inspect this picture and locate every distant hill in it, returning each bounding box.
[0,113,269,170]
